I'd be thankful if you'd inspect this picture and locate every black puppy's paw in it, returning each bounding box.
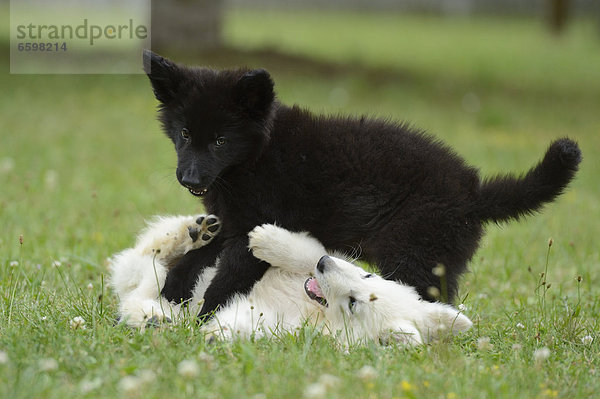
[188,214,221,245]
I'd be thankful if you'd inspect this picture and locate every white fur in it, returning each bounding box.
[110,218,472,345]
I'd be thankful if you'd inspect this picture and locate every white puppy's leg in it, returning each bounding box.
[110,249,170,327]
[109,214,220,327]
[248,224,327,273]
[380,323,424,346]
[418,302,473,342]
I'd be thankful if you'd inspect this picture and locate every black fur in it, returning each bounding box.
[143,50,581,316]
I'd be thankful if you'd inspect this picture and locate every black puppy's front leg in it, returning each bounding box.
[162,236,225,303]
[198,236,270,319]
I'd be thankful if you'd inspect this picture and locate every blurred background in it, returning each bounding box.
[1,0,599,293]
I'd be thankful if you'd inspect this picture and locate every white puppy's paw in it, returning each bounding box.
[248,223,278,249]
[144,314,172,329]
[120,299,171,328]
[248,224,326,272]
[248,224,293,262]
[146,215,221,260]
[202,323,233,343]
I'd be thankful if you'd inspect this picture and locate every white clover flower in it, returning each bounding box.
[52,260,62,268]
[198,351,214,362]
[137,369,156,384]
[70,316,86,330]
[38,358,58,371]
[41,316,47,321]
[119,376,142,394]
[427,286,440,299]
[197,351,214,369]
[533,347,551,363]
[0,157,15,173]
[581,335,593,345]
[44,170,59,189]
[458,303,467,312]
[0,351,8,364]
[86,283,94,291]
[79,378,102,394]
[304,382,327,399]
[318,374,340,389]
[9,261,18,267]
[356,365,377,381]
[477,336,493,351]
[177,359,199,378]
[304,374,340,399]
[432,264,446,277]
[516,323,525,329]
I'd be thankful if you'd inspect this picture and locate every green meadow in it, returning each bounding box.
[1,8,599,399]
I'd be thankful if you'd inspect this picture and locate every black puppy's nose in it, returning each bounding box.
[178,168,202,188]
[180,175,199,188]
[317,255,332,273]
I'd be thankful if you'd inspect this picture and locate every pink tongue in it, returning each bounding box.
[307,278,324,298]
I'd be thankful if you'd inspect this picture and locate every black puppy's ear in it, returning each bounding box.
[234,69,275,116]
[143,49,183,104]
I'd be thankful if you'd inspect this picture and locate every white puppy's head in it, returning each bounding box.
[304,255,472,346]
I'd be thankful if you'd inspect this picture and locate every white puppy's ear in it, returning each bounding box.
[418,303,473,343]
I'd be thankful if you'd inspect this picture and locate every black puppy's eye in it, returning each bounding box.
[348,296,357,313]
[215,137,226,147]
[181,128,190,140]
[364,273,373,279]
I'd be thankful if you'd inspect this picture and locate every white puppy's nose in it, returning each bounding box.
[317,255,333,273]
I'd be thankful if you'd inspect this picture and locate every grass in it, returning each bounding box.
[1,7,600,399]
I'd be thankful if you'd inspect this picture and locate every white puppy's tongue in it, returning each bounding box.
[304,277,327,307]
[306,277,324,297]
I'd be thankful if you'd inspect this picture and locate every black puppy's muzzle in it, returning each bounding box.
[177,169,209,197]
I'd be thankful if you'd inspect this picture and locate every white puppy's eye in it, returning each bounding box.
[348,296,357,313]
[181,128,190,140]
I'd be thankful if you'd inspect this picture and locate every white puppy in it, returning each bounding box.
[109,215,472,345]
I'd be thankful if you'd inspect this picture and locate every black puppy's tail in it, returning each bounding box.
[476,138,581,224]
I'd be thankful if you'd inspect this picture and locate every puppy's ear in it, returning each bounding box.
[419,303,473,342]
[234,69,275,117]
[143,49,183,104]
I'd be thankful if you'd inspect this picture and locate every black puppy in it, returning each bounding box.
[143,50,581,317]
